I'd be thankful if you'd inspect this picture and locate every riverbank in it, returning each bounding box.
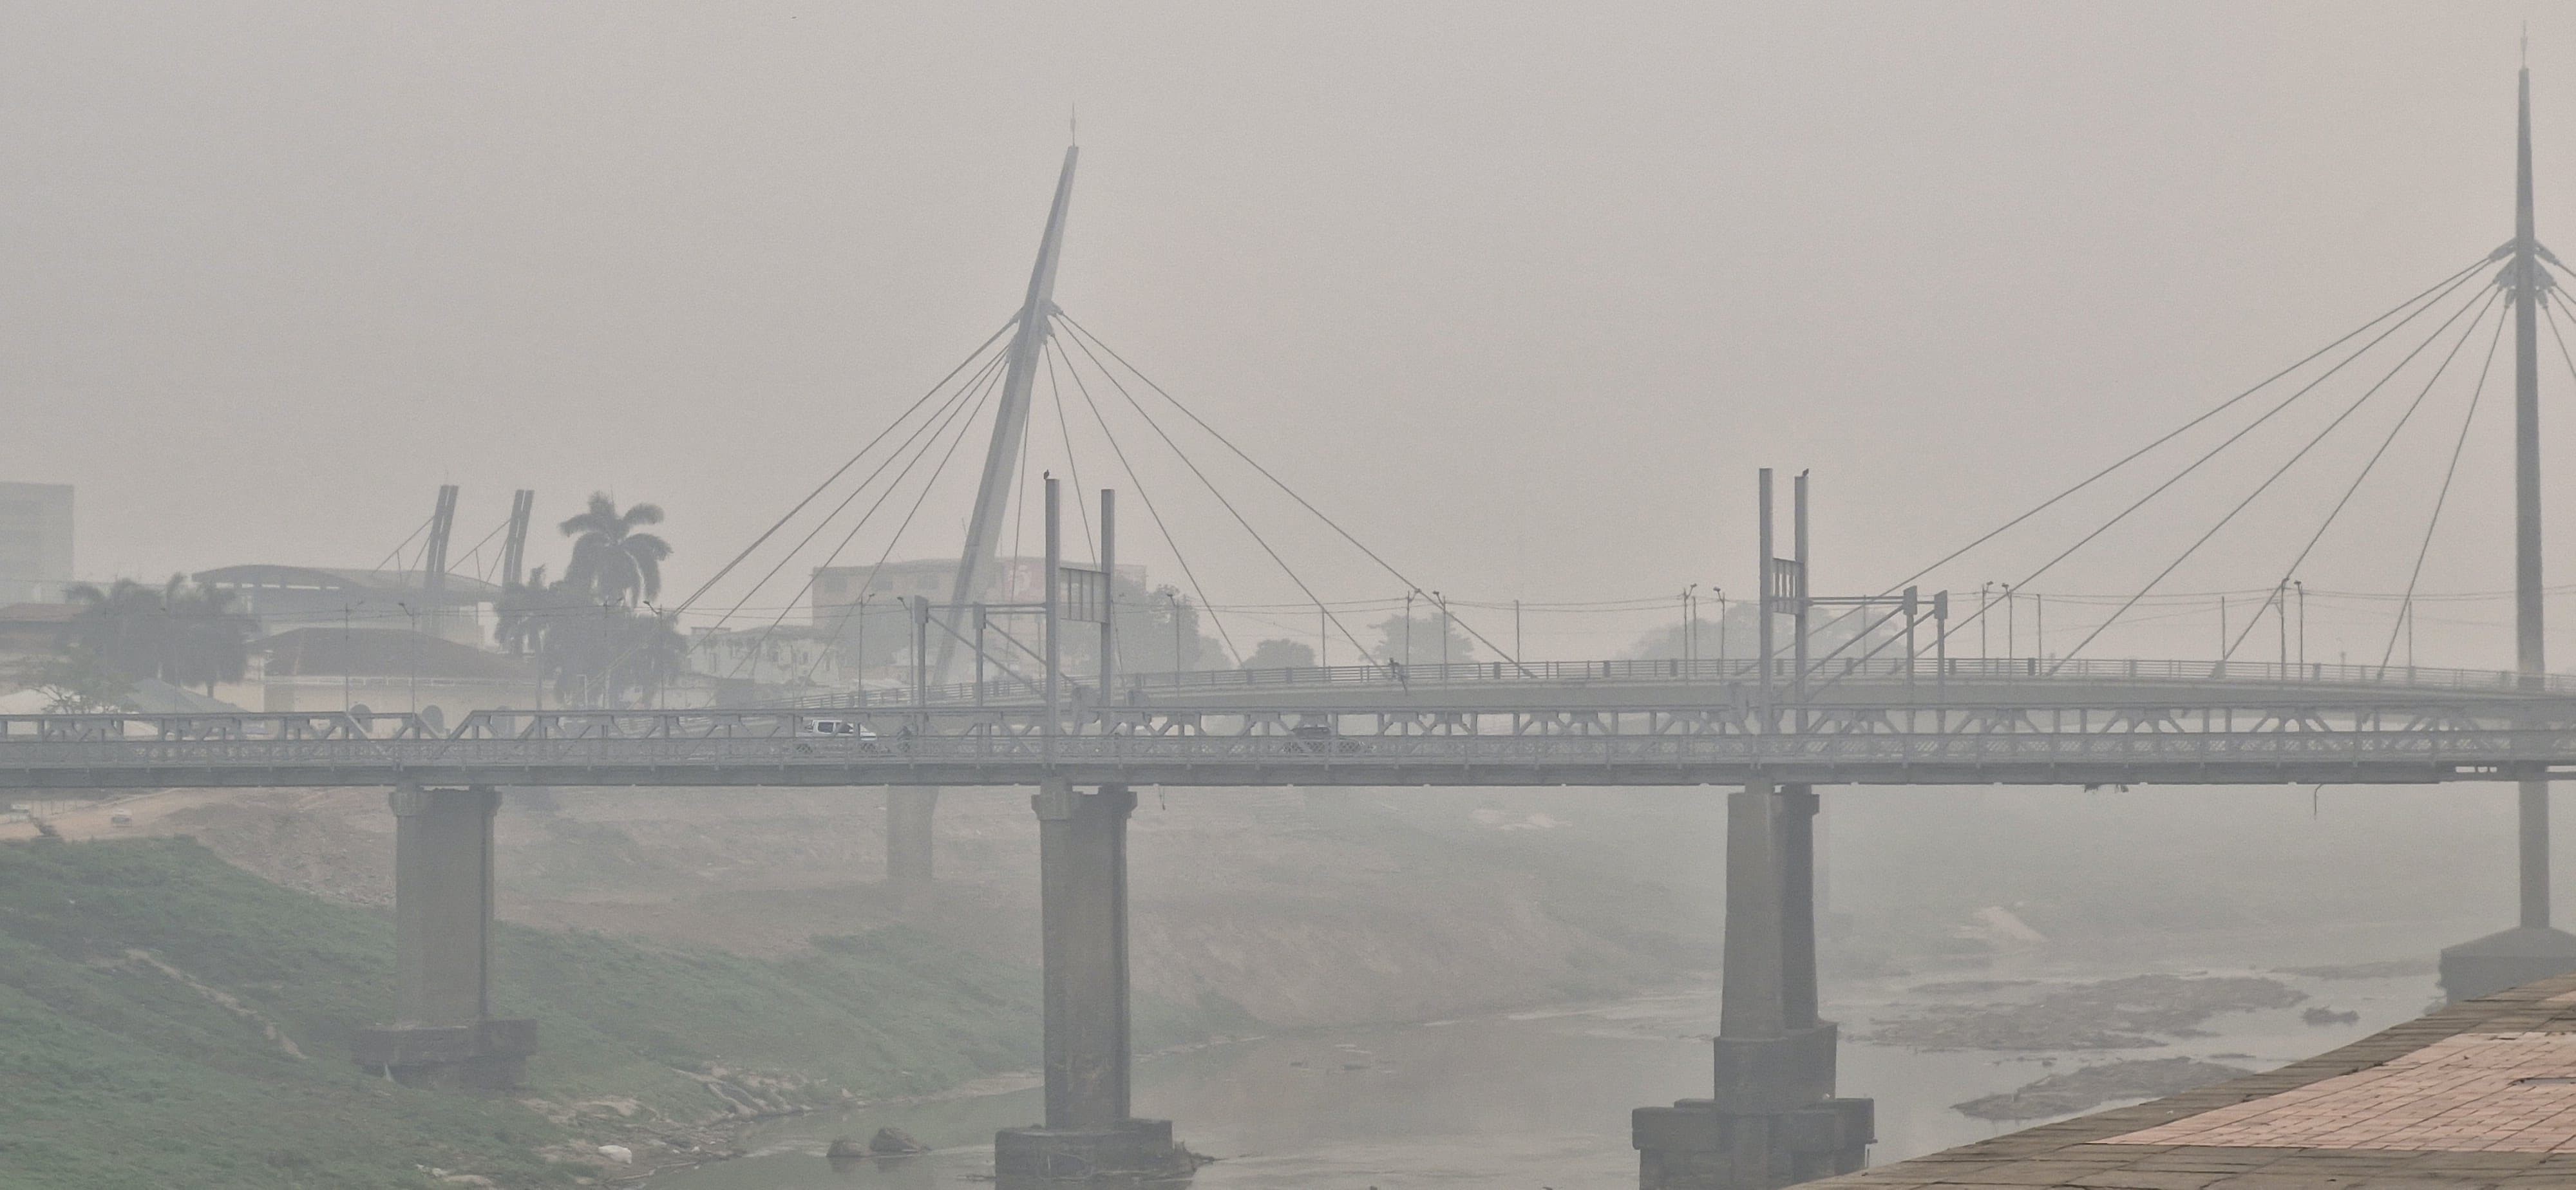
[646,961,2444,1189]
[0,838,1239,1189]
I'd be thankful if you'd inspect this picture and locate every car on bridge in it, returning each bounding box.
[1287,722,1363,755]
[795,717,887,754]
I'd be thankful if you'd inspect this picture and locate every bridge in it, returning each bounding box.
[15,66,2576,1190]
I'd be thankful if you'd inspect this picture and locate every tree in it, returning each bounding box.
[540,603,687,708]
[62,575,254,693]
[22,650,132,712]
[559,493,672,606]
[164,580,256,694]
[494,565,587,657]
[491,565,681,707]
[64,578,169,681]
[1240,639,1316,671]
[1369,610,1475,668]
[1108,584,1224,674]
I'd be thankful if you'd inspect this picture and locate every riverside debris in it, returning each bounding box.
[1864,974,2306,1051]
[1953,1057,2254,1121]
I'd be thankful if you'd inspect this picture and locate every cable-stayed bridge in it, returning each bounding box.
[17,66,2576,1190]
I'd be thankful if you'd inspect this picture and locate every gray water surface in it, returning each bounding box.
[650,967,2433,1190]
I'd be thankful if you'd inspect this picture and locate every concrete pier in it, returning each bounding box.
[354,784,535,1089]
[995,779,1193,1182]
[888,786,940,888]
[1634,782,1871,1189]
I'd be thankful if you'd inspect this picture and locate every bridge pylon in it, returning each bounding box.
[2439,59,2576,1003]
[1634,471,1870,1188]
[353,784,536,1089]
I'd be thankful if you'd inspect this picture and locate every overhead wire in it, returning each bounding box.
[1042,341,1097,563]
[2054,272,2500,666]
[372,513,437,575]
[702,346,1010,638]
[2382,302,2510,667]
[1875,254,2496,600]
[675,317,1015,615]
[2223,286,2503,659]
[1054,312,1515,665]
[1047,335,1243,665]
[723,349,1010,679]
[1803,260,2497,697]
[1053,315,1372,665]
[797,361,1012,684]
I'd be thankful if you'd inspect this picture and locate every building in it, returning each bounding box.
[0,482,73,604]
[810,556,1148,626]
[192,565,500,645]
[808,556,1150,681]
[252,626,537,722]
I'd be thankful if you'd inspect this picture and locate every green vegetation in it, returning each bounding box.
[0,838,1200,1189]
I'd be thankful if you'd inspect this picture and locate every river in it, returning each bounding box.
[649,963,2433,1189]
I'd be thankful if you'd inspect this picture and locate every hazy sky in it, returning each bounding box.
[5,3,2568,663]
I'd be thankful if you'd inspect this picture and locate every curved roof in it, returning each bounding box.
[193,565,502,603]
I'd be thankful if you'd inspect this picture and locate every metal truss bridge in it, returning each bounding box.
[8,657,2576,791]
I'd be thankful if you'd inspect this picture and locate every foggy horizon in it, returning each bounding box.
[8,2,2570,669]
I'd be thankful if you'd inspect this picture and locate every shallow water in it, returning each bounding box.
[650,965,2435,1190]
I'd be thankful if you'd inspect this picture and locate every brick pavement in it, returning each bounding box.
[1806,972,2576,1189]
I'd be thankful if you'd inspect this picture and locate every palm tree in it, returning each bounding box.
[559,493,672,607]
[62,575,254,694]
[494,565,589,656]
[64,578,171,681]
[164,579,256,694]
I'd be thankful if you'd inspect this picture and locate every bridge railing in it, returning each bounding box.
[7,719,2576,785]
[753,655,2576,711]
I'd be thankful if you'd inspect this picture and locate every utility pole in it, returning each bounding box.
[1435,590,1448,669]
[1403,590,1416,668]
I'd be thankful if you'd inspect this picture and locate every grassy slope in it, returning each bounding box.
[0,838,1198,1190]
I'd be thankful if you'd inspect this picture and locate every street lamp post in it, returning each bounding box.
[1979,582,1994,661]
[396,601,421,713]
[2295,580,2307,669]
[1714,588,1727,666]
[1434,590,1448,669]
[1682,584,1698,665]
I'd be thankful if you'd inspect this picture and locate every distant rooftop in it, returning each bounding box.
[257,627,530,682]
[194,565,502,604]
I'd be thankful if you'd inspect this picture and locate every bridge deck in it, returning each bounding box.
[10,671,2576,788]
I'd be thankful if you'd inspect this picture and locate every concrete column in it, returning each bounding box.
[996,779,1190,1183]
[356,784,535,1088]
[1636,782,1870,1189]
[888,786,941,887]
[1039,778,1132,1127]
[392,784,498,1026]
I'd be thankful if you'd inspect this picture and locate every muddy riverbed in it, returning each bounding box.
[647,963,2433,1189]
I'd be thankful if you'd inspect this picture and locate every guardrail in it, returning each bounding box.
[751,655,2576,711]
[2,721,2572,789]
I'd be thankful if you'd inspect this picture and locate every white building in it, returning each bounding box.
[0,482,73,604]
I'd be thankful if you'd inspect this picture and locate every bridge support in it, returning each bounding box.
[2438,777,2576,1001]
[887,786,940,889]
[994,779,1193,1183]
[354,784,535,1089]
[1634,782,1870,1189]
